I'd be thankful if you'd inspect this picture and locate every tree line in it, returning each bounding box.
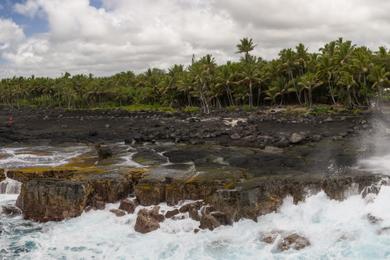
[1,38,390,113]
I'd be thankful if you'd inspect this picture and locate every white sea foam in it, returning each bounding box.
[0,177,21,194]
[1,185,390,259]
[0,145,90,169]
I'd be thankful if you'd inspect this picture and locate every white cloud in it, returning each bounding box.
[2,0,390,77]
[0,18,25,50]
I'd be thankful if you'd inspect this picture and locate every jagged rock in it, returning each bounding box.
[95,144,113,160]
[84,206,93,212]
[94,200,105,210]
[0,169,5,182]
[201,205,215,216]
[17,179,91,222]
[199,214,221,231]
[88,175,132,204]
[165,209,179,218]
[189,207,200,221]
[179,201,202,213]
[208,174,383,222]
[367,214,383,224]
[1,205,22,216]
[135,182,165,206]
[110,209,126,217]
[210,211,232,226]
[289,133,305,144]
[277,233,311,251]
[11,167,135,222]
[260,231,280,244]
[119,198,136,214]
[134,206,164,234]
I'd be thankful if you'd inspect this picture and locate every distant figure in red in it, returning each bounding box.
[7,115,14,127]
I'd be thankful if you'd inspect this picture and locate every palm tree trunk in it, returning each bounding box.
[249,81,253,108]
[328,80,336,105]
[225,86,234,106]
[257,86,262,106]
[347,87,352,108]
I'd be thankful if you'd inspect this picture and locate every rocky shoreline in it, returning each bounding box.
[1,145,387,234]
[1,108,389,250]
[0,107,374,147]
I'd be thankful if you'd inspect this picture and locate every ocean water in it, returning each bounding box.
[1,145,390,259]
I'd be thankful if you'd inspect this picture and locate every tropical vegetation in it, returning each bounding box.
[1,38,390,112]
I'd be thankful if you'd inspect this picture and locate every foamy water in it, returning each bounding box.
[1,144,390,259]
[2,187,390,259]
[0,145,91,169]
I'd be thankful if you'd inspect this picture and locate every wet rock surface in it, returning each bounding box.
[276,233,311,251]
[110,209,126,217]
[16,179,91,222]
[119,198,137,214]
[1,205,22,216]
[0,169,5,182]
[134,206,165,234]
[8,165,140,222]
[1,108,388,232]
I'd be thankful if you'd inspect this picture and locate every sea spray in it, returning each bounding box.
[2,183,390,259]
[0,173,21,194]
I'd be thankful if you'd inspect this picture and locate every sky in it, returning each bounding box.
[0,0,390,78]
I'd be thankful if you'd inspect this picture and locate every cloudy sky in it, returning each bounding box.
[0,0,389,77]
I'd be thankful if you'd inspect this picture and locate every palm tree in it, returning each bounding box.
[298,72,322,108]
[265,77,291,106]
[189,54,216,113]
[236,56,262,108]
[215,62,237,106]
[369,65,390,110]
[337,70,357,108]
[236,37,256,62]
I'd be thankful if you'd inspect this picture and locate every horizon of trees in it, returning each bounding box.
[1,37,390,113]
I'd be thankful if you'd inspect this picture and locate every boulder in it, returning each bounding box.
[165,209,179,218]
[119,198,137,214]
[1,205,22,216]
[134,206,164,234]
[230,133,241,140]
[367,213,383,224]
[179,201,202,213]
[260,231,279,244]
[110,209,126,217]
[289,133,305,144]
[189,207,200,221]
[17,179,91,222]
[199,214,221,231]
[277,233,311,251]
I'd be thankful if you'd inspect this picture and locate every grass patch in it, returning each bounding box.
[120,104,177,112]
[182,106,200,113]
